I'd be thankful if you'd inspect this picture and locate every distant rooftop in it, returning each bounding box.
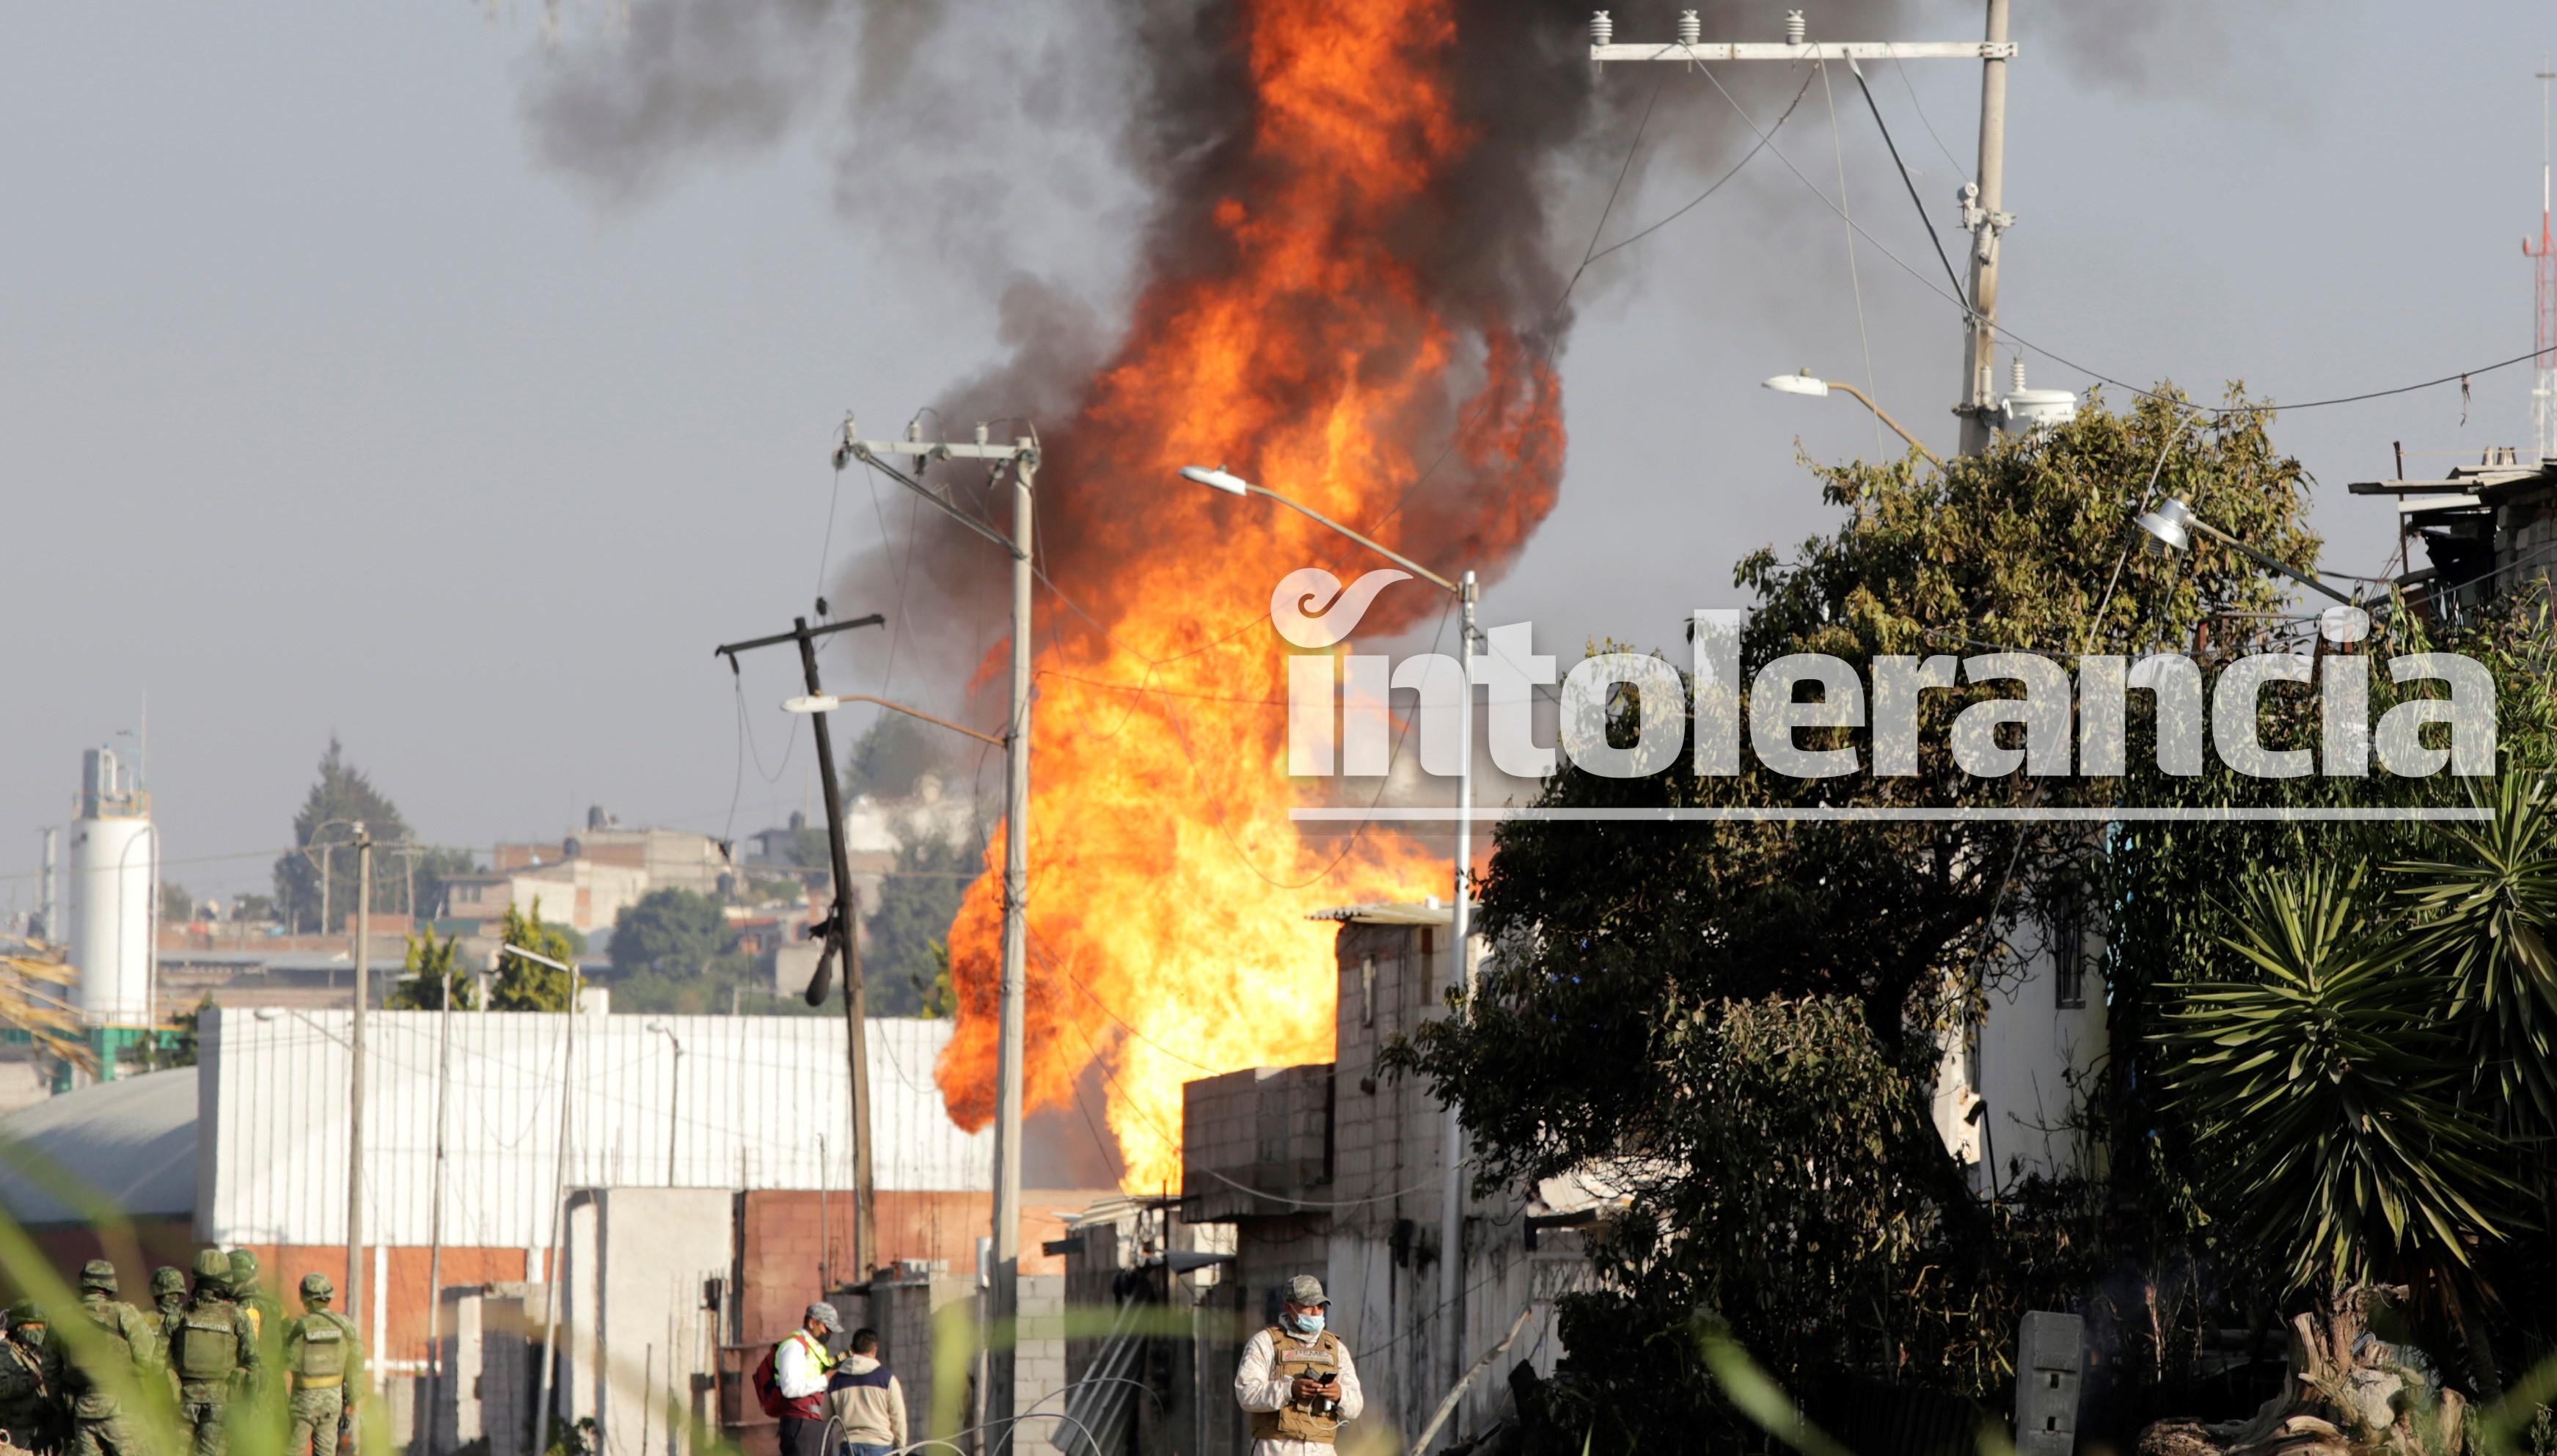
[1306,899,1452,926]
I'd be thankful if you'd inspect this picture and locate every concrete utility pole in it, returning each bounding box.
[1590,4,2020,454]
[520,943,586,1456]
[835,418,1039,1430]
[347,824,370,1325]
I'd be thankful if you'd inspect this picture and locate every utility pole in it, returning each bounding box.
[1590,5,2020,455]
[424,945,456,1447]
[1956,0,2013,456]
[522,944,586,1456]
[714,611,886,1284]
[835,418,1039,1429]
[347,824,370,1326]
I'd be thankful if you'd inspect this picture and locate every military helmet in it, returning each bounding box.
[227,1249,259,1284]
[299,1273,333,1300]
[192,1248,232,1286]
[151,1267,186,1296]
[6,1299,40,1324]
[78,1259,117,1293]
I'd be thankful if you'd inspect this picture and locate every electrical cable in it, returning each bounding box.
[1818,56,1886,460]
[1681,50,2550,418]
[1581,70,1818,269]
[1889,52,1967,175]
[1848,59,1965,303]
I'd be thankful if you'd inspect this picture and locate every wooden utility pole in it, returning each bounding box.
[714,611,887,1281]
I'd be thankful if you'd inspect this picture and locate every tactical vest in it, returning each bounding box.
[1248,1326,1345,1446]
[175,1306,241,1383]
[294,1314,351,1383]
[67,1298,139,1419]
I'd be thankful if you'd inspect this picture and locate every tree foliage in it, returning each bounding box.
[489,900,579,1011]
[269,738,475,930]
[844,711,945,800]
[864,840,974,1017]
[387,929,477,1011]
[1380,391,2557,1441]
[606,888,750,1014]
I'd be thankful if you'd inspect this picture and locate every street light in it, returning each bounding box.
[513,942,584,1456]
[2132,496,2371,643]
[1760,370,1946,467]
[644,1020,684,1185]
[1178,462,1482,1380]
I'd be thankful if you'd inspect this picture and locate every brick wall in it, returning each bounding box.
[735,1190,1113,1347]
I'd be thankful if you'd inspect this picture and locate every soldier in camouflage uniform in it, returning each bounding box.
[168,1251,258,1456]
[224,1254,282,1455]
[282,1276,359,1456]
[0,1300,61,1455]
[64,1262,160,1456]
[144,1275,185,1341]
[145,1271,186,1407]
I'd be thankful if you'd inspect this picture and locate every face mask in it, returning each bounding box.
[1287,1309,1325,1336]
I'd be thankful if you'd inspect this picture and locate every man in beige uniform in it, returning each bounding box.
[1234,1276,1362,1456]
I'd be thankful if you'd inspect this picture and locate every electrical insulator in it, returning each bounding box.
[1591,10,1612,46]
[2012,357,2028,392]
[1677,10,1701,45]
[1785,10,1806,45]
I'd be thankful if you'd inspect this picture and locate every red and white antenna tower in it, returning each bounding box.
[2532,58,2556,462]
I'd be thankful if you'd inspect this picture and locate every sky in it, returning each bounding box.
[4,0,2553,912]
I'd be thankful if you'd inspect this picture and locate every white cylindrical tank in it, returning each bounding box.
[65,750,156,1027]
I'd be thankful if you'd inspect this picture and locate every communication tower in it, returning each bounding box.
[2532,59,2556,461]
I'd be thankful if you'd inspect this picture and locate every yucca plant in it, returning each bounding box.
[2392,772,2557,1141]
[2158,863,2521,1298]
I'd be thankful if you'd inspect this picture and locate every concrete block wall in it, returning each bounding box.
[1180,1066,1334,1223]
[1328,921,1450,1239]
[1010,1273,1069,1456]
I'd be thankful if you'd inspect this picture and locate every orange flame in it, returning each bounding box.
[933,0,1565,1190]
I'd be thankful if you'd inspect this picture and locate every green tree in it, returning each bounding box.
[865,840,975,1016]
[489,899,579,1011]
[166,995,211,1068]
[1386,392,2324,1435]
[269,738,473,930]
[158,882,194,923]
[607,889,741,976]
[843,711,944,800]
[387,929,477,1010]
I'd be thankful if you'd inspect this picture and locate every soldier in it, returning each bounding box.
[167,1251,257,1456]
[145,1272,186,1405]
[64,1261,160,1456]
[223,1254,282,1454]
[281,1276,359,1456]
[222,1256,279,1353]
[144,1275,185,1339]
[0,1300,60,1455]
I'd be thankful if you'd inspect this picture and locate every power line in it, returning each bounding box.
[1848,58,1965,302]
[1684,52,2549,419]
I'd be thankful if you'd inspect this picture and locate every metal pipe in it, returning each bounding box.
[1823,381,1946,465]
[348,827,371,1325]
[1436,574,1478,1399]
[989,442,1038,1430]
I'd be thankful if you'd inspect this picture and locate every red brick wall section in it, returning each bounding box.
[6,1219,197,1301]
[736,1190,1114,1346]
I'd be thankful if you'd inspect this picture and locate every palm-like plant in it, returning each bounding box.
[2392,772,2557,1140]
[2159,863,2521,1297]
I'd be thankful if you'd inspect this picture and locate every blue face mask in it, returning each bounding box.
[1287,1309,1325,1336]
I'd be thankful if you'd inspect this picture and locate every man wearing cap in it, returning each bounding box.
[282,1273,360,1456]
[65,1260,161,1456]
[771,1303,839,1456]
[1234,1275,1361,1455]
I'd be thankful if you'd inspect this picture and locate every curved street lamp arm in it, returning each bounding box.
[827,694,1007,749]
[1242,485,1460,593]
[2182,516,2357,607]
[1822,381,1946,467]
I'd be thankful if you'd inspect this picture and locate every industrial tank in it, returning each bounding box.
[64,748,156,1027]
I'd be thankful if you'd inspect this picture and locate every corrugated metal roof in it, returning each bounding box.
[0,1069,196,1226]
[201,1008,992,1249]
[1306,901,1453,926]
